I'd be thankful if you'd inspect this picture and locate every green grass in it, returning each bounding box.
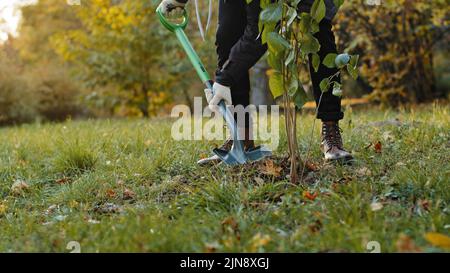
[0,104,449,252]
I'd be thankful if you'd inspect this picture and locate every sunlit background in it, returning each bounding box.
[0,0,36,41]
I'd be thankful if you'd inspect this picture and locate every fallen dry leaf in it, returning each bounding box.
[303,191,318,201]
[308,219,323,233]
[259,159,282,177]
[221,216,238,231]
[204,242,220,253]
[221,216,240,240]
[374,141,382,153]
[420,200,430,212]
[305,161,319,171]
[424,232,450,249]
[44,204,58,216]
[395,234,421,252]
[144,140,153,146]
[106,189,116,198]
[11,180,29,195]
[87,219,100,224]
[55,177,70,185]
[69,200,79,208]
[356,167,372,176]
[254,177,265,186]
[370,202,383,212]
[0,203,7,215]
[123,188,136,200]
[250,233,271,250]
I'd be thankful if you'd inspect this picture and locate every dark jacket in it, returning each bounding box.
[175,0,337,20]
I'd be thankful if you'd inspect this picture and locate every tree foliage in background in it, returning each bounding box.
[0,0,83,125]
[0,48,36,125]
[52,0,178,117]
[335,0,449,105]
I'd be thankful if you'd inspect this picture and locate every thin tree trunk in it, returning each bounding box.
[140,84,150,118]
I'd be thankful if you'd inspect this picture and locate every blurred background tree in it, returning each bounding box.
[52,0,175,117]
[335,0,449,105]
[52,0,221,117]
[0,0,83,125]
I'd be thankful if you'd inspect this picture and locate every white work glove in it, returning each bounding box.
[204,82,232,110]
[157,0,186,17]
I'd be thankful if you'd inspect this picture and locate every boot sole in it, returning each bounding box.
[326,155,355,165]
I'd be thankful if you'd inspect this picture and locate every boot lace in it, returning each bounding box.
[219,139,233,151]
[322,123,344,151]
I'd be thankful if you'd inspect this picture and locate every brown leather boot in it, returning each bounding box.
[321,121,353,162]
[197,129,255,166]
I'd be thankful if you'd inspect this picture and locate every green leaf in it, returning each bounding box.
[293,85,309,109]
[299,33,320,55]
[320,78,331,92]
[347,54,359,80]
[311,0,326,23]
[312,53,320,72]
[288,75,299,95]
[269,72,284,99]
[332,82,342,97]
[259,3,282,24]
[298,13,320,34]
[323,53,337,68]
[261,23,276,44]
[268,52,282,71]
[285,49,295,66]
[349,54,359,69]
[286,7,298,27]
[347,64,359,80]
[267,32,291,55]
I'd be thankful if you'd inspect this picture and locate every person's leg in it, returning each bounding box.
[216,0,267,132]
[309,19,343,122]
[309,20,352,162]
[216,0,249,111]
[216,0,252,138]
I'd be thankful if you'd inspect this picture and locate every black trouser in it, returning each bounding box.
[215,0,344,127]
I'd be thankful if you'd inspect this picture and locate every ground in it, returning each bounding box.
[0,104,449,252]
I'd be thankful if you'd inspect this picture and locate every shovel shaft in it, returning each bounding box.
[175,29,238,142]
[174,28,210,84]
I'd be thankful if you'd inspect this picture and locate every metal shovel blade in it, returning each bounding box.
[213,141,272,166]
[211,88,272,165]
[213,140,247,165]
[245,146,273,162]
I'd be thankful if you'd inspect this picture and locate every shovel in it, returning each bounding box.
[156,7,272,165]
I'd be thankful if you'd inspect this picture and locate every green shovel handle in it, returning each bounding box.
[156,7,188,32]
[156,6,211,83]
